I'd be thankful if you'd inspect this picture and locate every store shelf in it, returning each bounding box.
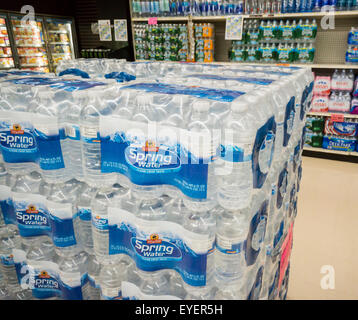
[49,42,70,45]
[0,55,12,58]
[16,44,44,48]
[48,30,68,34]
[133,10,358,22]
[303,146,358,156]
[20,63,48,67]
[133,16,189,22]
[307,111,358,119]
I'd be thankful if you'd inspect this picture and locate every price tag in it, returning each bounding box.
[148,17,158,25]
[225,15,244,40]
[330,113,344,122]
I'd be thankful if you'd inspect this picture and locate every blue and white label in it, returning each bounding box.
[100,117,219,200]
[13,193,78,248]
[107,207,215,287]
[283,97,296,147]
[28,261,62,300]
[0,111,64,171]
[245,200,268,266]
[13,193,51,238]
[121,83,245,103]
[252,117,276,189]
[0,185,16,225]
[78,206,91,222]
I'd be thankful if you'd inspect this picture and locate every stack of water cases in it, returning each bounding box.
[0,61,314,300]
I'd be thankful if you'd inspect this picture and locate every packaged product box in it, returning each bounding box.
[306,116,325,133]
[313,76,331,96]
[304,132,323,148]
[310,95,329,112]
[324,119,358,137]
[322,135,356,151]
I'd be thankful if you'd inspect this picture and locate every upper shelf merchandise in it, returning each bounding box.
[0,15,14,69]
[131,0,358,18]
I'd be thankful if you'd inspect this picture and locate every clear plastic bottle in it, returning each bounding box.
[217,99,256,211]
[0,225,22,291]
[91,183,129,264]
[99,260,127,300]
[58,250,90,300]
[215,209,250,280]
[87,254,102,300]
[46,178,83,257]
[77,183,98,254]
[26,238,61,300]
[183,100,221,212]
[80,86,118,188]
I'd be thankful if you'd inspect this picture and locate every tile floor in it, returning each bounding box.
[287,156,358,300]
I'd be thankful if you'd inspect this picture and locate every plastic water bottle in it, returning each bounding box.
[87,254,101,300]
[183,100,221,213]
[46,178,83,257]
[91,184,129,264]
[0,225,21,291]
[215,209,250,280]
[80,86,118,188]
[77,183,98,254]
[0,281,13,300]
[98,260,127,300]
[131,93,170,200]
[214,274,245,299]
[167,270,187,299]
[217,99,256,211]
[58,250,91,300]
[26,238,61,300]
[138,270,171,298]
[182,205,216,282]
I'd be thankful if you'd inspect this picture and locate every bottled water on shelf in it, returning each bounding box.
[98,259,126,300]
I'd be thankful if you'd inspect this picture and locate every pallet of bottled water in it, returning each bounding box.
[0,62,313,300]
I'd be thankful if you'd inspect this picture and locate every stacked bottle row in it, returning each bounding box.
[131,0,245,17]
[230,19,317,63]
[310,69,357,113]
[131,0,358,18]
[134,23,189,61]
[0,62,313,299]
[194,23,215,62]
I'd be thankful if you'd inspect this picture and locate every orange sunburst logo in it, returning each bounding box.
[39,271,50,279]
[142,140,159,152]
[147,233,162,244]
[26,205,38,214]
[10,124,24,134]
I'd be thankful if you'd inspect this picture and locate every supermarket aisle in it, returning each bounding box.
[288,156,358,300]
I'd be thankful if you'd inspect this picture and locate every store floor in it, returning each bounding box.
[287,156,358,300]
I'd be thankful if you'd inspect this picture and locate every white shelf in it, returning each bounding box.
[20,63,48,67]
[49,42,70,45]
[0,55,12,58]
[303,146,358,156]
[132,10,358,22]
[307,111,358,119]
[48,30,68,34]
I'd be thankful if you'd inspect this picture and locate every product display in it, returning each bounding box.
[306,68,358,153]
[134,23,189,61]
[194,23,215,62]
[346,27,358,64]
[0,61,313,300]
[230,19,316,64]
[0,15,14,70]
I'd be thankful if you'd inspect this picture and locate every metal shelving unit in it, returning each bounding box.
[303,147,358,157]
